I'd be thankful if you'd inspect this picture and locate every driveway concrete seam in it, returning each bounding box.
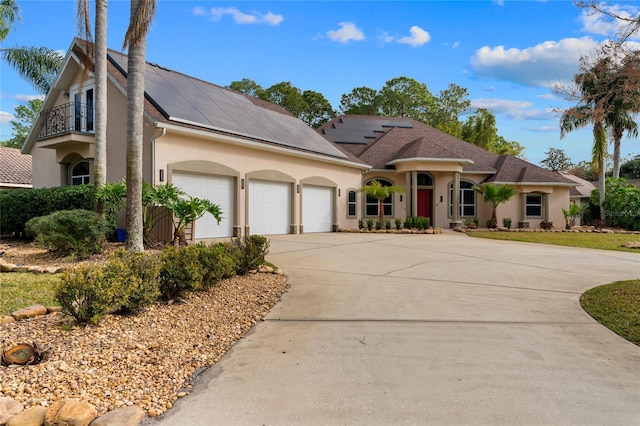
[265,318,596,325]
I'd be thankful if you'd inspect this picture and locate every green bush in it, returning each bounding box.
[158,245,204,300]
[358,219,364,230]
[56,266,112,324]
[502,217,512,229]
[592,178,640,231]
[25,209,108,259]
[375,219,382,230]
[228,235,270,275]
[385,219,391,230]
[416,216,430,230]
[0,185,96,237]
[404,216,415,229]
[366,218,374,231]
[395,218,402,230]
[103,249,162,314]
[193,242,236,289]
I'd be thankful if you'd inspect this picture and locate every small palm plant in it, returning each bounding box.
[359,180,405,222]
[562,204,583,229]
[473,183,519,228]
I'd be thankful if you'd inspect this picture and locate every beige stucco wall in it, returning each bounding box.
[154,130,365,234]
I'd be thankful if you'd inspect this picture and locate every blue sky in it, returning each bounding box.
[2,0,640,166]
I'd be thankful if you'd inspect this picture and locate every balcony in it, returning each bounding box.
[38,102,94,139]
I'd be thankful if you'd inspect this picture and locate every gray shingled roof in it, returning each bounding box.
[0,147,32,187]
[318,115,576,186]
[106,48,348,160]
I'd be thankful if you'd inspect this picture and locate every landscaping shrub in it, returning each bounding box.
[366,218,374,231]
[158,245,204,300]
[103,249,162,314]
[358,219,364,230]
[227,235,270,275]
[56,266,111,324]
[416,216,430,230]
[0,185,96,237]
[25,209,108,259]
[193,242,236,289]
[375,219,382,230]
[385,219,391,230]
[395,218,402,230]
[502,217,512,229]
[404,216,415,229]
[591,178,640,231]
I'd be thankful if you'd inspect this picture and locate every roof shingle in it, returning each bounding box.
[0,147,32,187]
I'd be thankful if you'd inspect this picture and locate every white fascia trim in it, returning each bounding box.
[155,122,371,170]
[1,183,33,189]
[388,157,474,165]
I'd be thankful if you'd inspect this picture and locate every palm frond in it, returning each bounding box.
[0,46,63,94]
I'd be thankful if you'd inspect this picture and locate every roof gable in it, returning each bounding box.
[487,155,575,185]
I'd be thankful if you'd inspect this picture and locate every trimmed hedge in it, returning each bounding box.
[0,185,96,237]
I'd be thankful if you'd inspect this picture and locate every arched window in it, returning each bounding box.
[417,173,433,186]
[71,160,90,186]
[449,181,476,217]
[365,179,393,217]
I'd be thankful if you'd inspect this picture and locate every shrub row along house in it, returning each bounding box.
[22,39,575,241]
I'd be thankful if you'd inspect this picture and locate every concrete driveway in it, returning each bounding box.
[152,232,640,425]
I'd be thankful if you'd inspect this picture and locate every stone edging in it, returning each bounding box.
[0,257,65,274]
[339,228,445,234]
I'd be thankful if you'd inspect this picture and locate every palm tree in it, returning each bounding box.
[0,0,20,41]
[123,0,156,253]
[1,0,63,94]
[473,183,518,228]
[359,180,405,222]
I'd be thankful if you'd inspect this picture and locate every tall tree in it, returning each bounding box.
[339,86,379,115]
[261,81,307,118]
[461,108,498,150]
[123,0,155,253]
[431,83,471,137]
[300,90,335,128]
[1,98,41,148]
[378,76,435,121]
[227,78,263,98]
[540,147,574,171]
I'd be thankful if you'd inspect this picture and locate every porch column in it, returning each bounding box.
[411,171,418,217]
[450,171,462,228]
[544,193,550,222]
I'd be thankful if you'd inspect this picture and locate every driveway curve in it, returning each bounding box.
[152,232,640,425]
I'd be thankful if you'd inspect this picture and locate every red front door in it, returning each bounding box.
[417,188,432,220]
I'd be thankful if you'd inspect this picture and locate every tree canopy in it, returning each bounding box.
[540,147,574,171]
[1,98,41,148]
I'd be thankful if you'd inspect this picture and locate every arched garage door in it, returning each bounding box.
[249,180,291,235]
[303,185,333,233]
[172,172,235,238]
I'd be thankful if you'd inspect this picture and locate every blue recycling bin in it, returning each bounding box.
[115,229,127,242]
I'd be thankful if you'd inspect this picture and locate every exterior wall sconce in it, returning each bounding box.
[400,195,403,202]
[296,184,300,194]
[241,178,245,190]
[338,188,341,197]
[440,195,443,202]
[159,169,164,182]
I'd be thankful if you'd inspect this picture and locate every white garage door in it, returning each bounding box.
[172,172,234,238]
[249,180,290,235]
[303,185,333,233]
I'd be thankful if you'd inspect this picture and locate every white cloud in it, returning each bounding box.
[378,31,394,44]
[470,37,600,88]
[537,93,557,100]
[397,26,430,47]
[14,94,44,102]
[0,111,15,124]
[196,6,283,26]
[471,98,557,121]
[579,4,640,39]
[327,22,365,43]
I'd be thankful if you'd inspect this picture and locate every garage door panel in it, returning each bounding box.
[172,172,235,238]
[303,185,333,233]
[249,180,290,235]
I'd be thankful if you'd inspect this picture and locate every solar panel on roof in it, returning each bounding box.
[106,51,348,159]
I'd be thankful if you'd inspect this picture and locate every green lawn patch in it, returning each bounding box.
[0,273,60,314]
[466,231,640,253]
[581,280,640,346]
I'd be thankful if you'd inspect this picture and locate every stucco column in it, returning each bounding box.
[450,171,461,228]
[518,193,529,228]
[544,193,550,222]
[410,171,418,217]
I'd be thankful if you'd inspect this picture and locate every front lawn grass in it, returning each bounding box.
[581,280,640,346]
[466,231,639,253]
[0,273,60,314]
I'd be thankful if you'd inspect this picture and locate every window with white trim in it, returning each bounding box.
[525,193,543,217]
[71,161,90,186]
[347,190,357,218]
[364,179,393,217]
[449,181,476,217]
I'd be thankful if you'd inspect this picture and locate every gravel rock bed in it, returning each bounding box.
[0,272,288,418]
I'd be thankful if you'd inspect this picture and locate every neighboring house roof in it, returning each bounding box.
[318,115,575,186]
[559,171,596,198]
[0,147,32,188]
